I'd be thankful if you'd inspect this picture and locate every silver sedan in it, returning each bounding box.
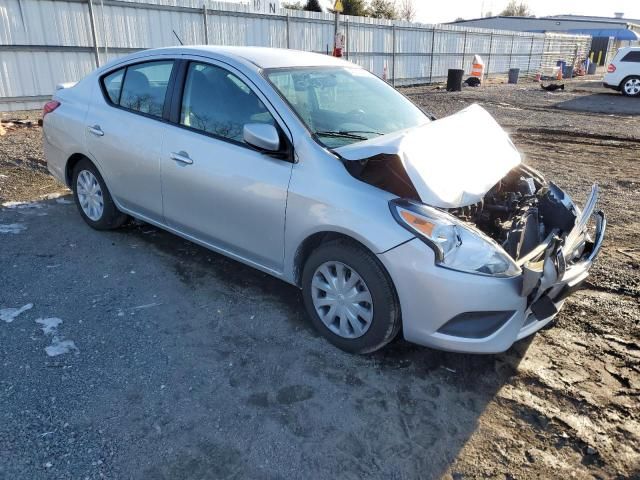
[43,46,605,354]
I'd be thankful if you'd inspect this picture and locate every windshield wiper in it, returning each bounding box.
[314,130,368,140]
[314,130,384,140]
[341,130,384,136]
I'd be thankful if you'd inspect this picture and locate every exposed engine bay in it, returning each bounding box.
[344,157,579,262]
[447,165,578,261]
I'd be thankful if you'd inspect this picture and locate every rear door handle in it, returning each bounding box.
[87,125,104,137]
[170,151,193,165]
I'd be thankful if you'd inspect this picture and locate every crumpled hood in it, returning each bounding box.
[335,104,522,208]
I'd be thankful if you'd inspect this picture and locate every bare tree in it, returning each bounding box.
[282,1,304,9]
[397,0,416,22]
[500,0,531,17]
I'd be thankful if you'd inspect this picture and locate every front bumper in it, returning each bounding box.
[378,186,606,354]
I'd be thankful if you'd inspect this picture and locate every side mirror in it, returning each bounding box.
[243,123,280,152]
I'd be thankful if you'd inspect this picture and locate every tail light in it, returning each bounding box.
[42,100,60,118]
[607,64,616,73]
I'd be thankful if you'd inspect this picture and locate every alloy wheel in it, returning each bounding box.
[624,78,640,96]
[76,170,104,221]
[310,261,374,339]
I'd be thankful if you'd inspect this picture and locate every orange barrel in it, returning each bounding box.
[470,54,485,78]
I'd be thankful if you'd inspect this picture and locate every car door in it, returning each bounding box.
[161,60,293,273]
[85,59,175,222]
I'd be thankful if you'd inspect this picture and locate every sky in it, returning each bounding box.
[411,0,640,24]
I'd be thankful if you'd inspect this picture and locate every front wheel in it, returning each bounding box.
[72,158,128,230]
[301,240,401,354]
[621,76,640,97]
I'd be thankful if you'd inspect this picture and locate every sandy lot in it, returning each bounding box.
[1,80,639,479]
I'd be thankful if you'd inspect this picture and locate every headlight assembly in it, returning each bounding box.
[389,199,521,277]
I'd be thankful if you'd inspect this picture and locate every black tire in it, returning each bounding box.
[72,158,128,230]
[620,76,640,97]
[301,240,401,354]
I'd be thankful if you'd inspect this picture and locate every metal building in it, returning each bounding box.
[451,14,640,65]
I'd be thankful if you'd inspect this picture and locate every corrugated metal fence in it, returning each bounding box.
[0,0,591,111]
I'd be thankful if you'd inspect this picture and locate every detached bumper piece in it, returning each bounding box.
[521,184,606,320]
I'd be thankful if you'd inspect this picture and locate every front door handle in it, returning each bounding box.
[170,151,193,165]
[87,125,104,137]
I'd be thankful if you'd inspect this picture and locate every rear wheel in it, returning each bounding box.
[621,76,640,97]
[301,240,401,354]
[72,158,128,230]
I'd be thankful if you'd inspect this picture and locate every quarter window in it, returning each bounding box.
[119,61,174,117]
[621,51,640,62]
[180,62,274,143]
[103,68,124,104]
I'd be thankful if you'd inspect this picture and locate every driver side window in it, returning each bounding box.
[180,62,274,144]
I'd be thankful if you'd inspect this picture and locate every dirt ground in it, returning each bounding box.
[1,80,639,479]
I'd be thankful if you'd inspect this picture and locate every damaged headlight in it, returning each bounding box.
[389,199,521,277]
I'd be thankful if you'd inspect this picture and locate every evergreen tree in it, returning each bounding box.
[367,0,397,19]
[342,0,367,17]
[304,0,322,12]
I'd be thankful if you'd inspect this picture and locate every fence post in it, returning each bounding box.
[485,32,493,81]
[345,19,349,60]
[461,30,467,70]
[429,27,435,83]
[286,14,290,49]
[541,34,548,74]
[508,33,514,69]
[87,0,101,67]
[391,24,396,86]
[527,35,534,77]
[203,4,209,45]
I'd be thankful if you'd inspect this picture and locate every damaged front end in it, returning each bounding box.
[336,104,605,318]
[445,165,606,316]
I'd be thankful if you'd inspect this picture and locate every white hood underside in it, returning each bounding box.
[335,104,522,208]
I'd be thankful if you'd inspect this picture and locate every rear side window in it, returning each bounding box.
[120,61,174,117]
[179,62,274,143]
[621,51,640,62]
[101,60,174,118]
[103,68,124,104]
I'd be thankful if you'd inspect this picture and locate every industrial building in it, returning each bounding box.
[451,13,640,65]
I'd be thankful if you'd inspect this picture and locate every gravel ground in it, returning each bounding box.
[1,80,639,479]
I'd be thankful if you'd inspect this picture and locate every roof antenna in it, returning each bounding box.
[172,29,184,45]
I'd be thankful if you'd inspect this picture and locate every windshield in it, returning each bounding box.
[265,67,430,148]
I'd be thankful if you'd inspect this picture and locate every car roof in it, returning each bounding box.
[113,46,356,70]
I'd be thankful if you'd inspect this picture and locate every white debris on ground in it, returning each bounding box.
[35,317,63,335]
[0,303,33,323]
[55,198,72,204]
[1,200,43,209]
[45,339,79,357]
[0,223,26,234]
[35,317,79,357]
